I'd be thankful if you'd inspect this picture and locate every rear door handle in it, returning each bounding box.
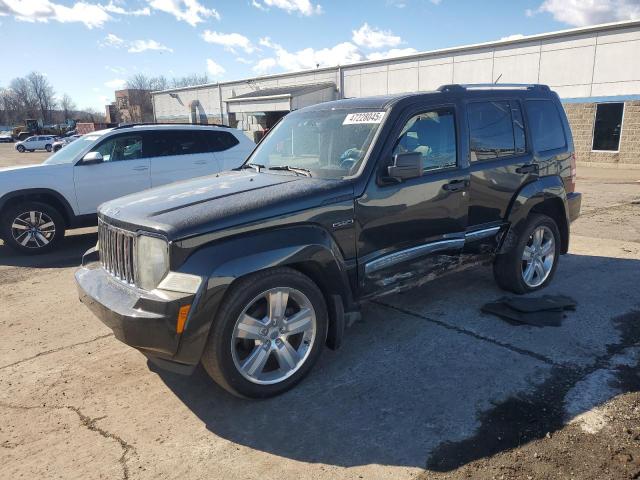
[193,160,207,165]
[442,179,467,192]
[132,166,149,171]
[515,164,538,174]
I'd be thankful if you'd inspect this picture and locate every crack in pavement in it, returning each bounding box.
[373,300,563,367]
[0,400,135,480]
[0,333,114,371]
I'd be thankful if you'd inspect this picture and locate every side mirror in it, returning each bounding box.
[81,151,103,165]
[387,152,422,181]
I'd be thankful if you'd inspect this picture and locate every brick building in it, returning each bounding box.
[105,89,154,125]
[153,19,640,167]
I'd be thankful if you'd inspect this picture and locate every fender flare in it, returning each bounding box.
[500,176,570,253]
[173,225,354,364]
[0,188,75,225]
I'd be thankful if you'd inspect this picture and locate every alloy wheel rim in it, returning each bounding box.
[231,287,317,385]
[521,225,555,288]
[10,211,56,249]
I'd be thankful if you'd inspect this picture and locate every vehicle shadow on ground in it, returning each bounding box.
[156,253,640,471]
[0,229,96,268]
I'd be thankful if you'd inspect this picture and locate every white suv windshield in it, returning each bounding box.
[43,136,100,165]
[248,109,386,179]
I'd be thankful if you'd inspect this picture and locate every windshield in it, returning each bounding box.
[247,109,386,179]
[43,135,100,165]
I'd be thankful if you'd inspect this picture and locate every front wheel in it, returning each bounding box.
[16,145,25,153]
[493,213,561,294]
[45,144,52,152]
[1,202,65,254]
[201,268,328,398]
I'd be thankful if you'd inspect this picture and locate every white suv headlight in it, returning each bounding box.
[136,234,169,291]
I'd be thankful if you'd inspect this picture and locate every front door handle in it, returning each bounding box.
[132,166,149,171]
[442,179,467,192]
[515,164,538,174]
[193,160,207,165]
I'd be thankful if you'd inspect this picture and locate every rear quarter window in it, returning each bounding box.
[525,100,566,152]
[206,131,240,152]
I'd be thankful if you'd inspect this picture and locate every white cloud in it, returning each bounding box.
[259,36,363,71]
[105,65,127,74]
[386,0,406,8]
[430,0,442,4]
[499,33,526,41]
[0,0,112,28]
[206,58,225,78]
[253,57,277,73]
[352,23,402,49]
[147,0,219,26]
[98,94,112,105]
[251,0,322,16]
[528,0,640,26]
[100,34,173,53]
[101,32,125,47]
[201,30,255,54]
[235,56,253,64]
[366,47,417,60]
[102,1,150,16]
[105,78,126,89]
[128,39,173,53]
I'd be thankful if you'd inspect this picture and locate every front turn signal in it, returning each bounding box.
[176,305,191,334]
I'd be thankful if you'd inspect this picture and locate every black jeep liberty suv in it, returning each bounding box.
[76,84,582,398]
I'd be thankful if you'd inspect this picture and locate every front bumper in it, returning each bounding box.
[75,259,198,374]
[567,192,582,222]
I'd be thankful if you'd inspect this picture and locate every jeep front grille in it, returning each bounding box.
[98,219,137,285]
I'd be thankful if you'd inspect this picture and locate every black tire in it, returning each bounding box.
[201,267,328,398]
[1,201,65,254]
[16,145,25,153]
[493,213,561,294]
[53,145,62,152]
[45,144,52,152]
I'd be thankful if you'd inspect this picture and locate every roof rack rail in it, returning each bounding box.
[437,83,550,92]
[112,122,233,130]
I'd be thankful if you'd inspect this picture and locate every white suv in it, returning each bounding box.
[15,135,56,153]
[0,124,255,253]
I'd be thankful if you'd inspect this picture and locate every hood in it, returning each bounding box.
[0,163,71,194]
[99,170,353,241]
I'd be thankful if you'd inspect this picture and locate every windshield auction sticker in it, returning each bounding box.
[343,112,385,125]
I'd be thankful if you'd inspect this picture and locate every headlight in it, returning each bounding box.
[136,234,169,291]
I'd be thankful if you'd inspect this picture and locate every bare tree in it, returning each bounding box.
[172,73,209,88]
[27,72,56,124]
[10,77,38,120]
[60,94,76,122]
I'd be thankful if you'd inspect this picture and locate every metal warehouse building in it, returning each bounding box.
[152,20,640,168]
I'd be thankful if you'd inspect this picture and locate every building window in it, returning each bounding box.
[592,103,624,152]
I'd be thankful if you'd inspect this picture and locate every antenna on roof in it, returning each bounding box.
[494,73,503,84]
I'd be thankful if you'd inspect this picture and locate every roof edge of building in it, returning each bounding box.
[151,19,640,96]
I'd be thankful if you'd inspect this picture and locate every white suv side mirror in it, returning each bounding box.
[81,151,104,165]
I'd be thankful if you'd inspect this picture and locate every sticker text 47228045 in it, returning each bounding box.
[343,112,385,125]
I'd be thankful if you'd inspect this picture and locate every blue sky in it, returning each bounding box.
[0,0,638,111]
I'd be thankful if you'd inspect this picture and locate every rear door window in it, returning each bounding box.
[525,100,566,152]
[147,130,210,158]
[468,101,516,161]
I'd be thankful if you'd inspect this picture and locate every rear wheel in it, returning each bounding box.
[493,213,561,294]
[1,202,65,254]
[201,268,328,398]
